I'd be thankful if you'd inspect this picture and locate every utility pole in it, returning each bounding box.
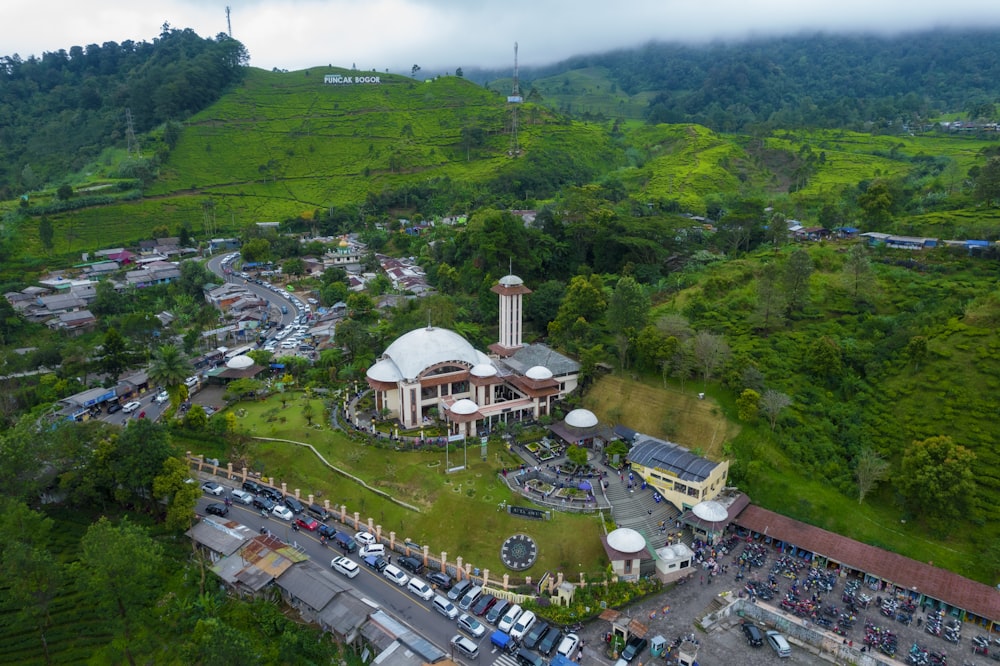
[507,42,523,157]
[226,6,232,37]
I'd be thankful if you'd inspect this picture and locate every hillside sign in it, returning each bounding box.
[324,75,381,85]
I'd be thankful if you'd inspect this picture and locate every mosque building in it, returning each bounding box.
[365,274,579,436]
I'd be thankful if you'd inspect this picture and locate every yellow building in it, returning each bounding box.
[626,436,730,512]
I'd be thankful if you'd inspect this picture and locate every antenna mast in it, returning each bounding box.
[125,108,141,159]
[507,42,523,156]
[226,6,233,37]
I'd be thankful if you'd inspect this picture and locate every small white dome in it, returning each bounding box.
[692,500,728,523]
[565,408,598,429]
[607,527,646,553]
[498,274,524,287]
[470,363,498,378]
[226,355,254,369]
[450,399,479,415]
[525,365,553,381]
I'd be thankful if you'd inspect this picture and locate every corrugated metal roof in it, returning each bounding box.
[627,436,718,482]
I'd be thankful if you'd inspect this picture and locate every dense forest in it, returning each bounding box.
[471,29,1000,131]
[0,26,249,198]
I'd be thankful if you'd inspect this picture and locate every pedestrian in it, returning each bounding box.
[700,575,704,585]
[647,509,652,516]
[917,617,923,627]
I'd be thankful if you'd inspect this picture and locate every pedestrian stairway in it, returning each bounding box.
[602,468,682,550]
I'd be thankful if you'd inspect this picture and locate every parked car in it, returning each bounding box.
[383,564,409,587]
[742,622,764,647]
[331,557,359,578]
[457,613,486,639]
[447,579,472,602]
[355,531,377,546]
[242,480,264,495]
[201,481,225,496]
[122,401,142,414]
[471,594,497,617]
[407,577,434,601]
[486,598,510,625]
[272,505,293,521]
[307,503,330,521]
[230,489,253,505]
[557,633,580,658]
[522,620,549,650]
[205,503,228,517]
[260,487,284,503]
[428,571,454,590]
[317,524,337,540]
[107,402,123,414]
[538,626,563,655]
[621,635,648,662]
[283,496,304,514]
[294,517,319,531]
[398,555,425,575]
[360,544,386,558]
[766,631,791,658]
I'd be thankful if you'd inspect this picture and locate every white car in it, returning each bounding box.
[331,557,360,579]
[407,577,434,601]
[557,633,581,658]
[122,401,142,414]
[360,543,385,558]
[355,531,377,546]
[184,376,199,389]
[383,564,409,587]
[154,391,169,404]
[201,481,225,496]
[457,612,486,638]
[272,505,294,521]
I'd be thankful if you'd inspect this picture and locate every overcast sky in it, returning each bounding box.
[7,0,1000,75]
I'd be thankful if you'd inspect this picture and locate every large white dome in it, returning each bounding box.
[226,355,254,369]
[692,500,728,523]
[450,399,479,415]
[470,363,498,378]
[525,365,553,381]
[370,326,490,381]
[607,527,646,553]
[565,408,598,429]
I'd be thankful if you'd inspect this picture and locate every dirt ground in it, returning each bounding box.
[583,375,739,460]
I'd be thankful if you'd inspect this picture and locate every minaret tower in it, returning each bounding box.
[489,268,531,357]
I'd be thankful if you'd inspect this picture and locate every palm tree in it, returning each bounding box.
[148,344,193,410]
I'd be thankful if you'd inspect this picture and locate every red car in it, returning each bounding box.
[294,517,319,531]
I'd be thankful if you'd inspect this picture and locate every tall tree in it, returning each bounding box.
[148,344,193,409]
[692,330,730,385]
[96,327,134,384]
[607,276,650,369]
[759,389,792,431]
[842,242,873,306]
[783,248,813,315]
[548,274,607,352]
[897,436,977,532]
[855,447,889,504]
[857,180,893,229]
[973,156,1000,207]
[75,517,165,666]
[152,457,202,531]
[38,215,54,251]
[750,262,785,332]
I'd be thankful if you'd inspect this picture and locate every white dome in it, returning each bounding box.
[525,365,553,381]
[498,274,524,287]
[371,326,489,382]
[470,363,498,378]
[692,500,728,523]
[226,355,254,369]
[607,528,646,553]
[565,408,598,429]
[450,399,479,415]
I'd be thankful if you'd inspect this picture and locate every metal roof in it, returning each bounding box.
[627,436,718,482]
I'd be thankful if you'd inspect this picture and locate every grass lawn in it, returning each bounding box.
[221,392,609,579]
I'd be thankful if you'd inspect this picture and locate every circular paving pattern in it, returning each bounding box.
[500,533,538,571]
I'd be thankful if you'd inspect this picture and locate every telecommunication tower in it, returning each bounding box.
[226,6,232,38]
[125,108,142,159]
[507,42,523,156]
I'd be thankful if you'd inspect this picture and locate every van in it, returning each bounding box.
[433,594,459,619]
[766,631,791,658]
[331,557,359,578]
[407,577,434,601]
[307,503,330,521]
[333,532,357,553]
[510,610,536,641]
[360,543,386,558]
[447,578,473,602]
[450,634,479,660]
[231,489,254,505]
[516,648,547,666]
[283,495,304,514]
[459,585,483,612]
[498,604,523,633]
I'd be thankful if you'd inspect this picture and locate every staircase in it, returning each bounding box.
[602,472,682,551]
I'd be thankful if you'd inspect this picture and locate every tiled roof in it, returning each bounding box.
[734,505,1000,622]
